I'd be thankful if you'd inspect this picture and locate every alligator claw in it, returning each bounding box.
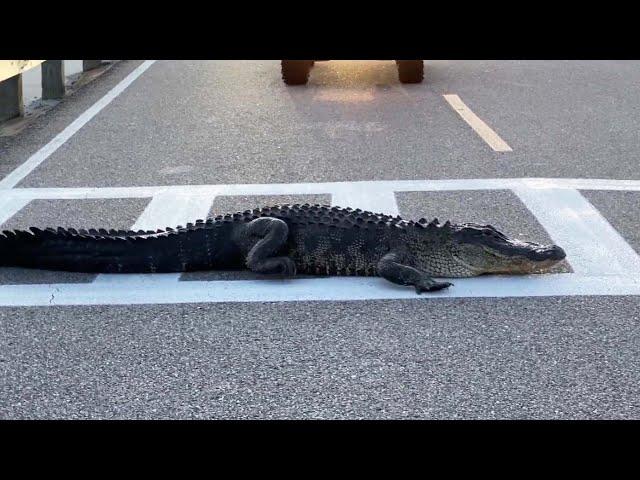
[415,281,453,294]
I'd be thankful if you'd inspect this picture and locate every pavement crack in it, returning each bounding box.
[49,287,60,305]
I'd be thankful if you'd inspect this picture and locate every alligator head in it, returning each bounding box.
[412,219,566,277]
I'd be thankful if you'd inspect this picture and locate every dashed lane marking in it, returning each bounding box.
[443,94,513,152]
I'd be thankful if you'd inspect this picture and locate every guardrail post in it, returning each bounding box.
[0,74,24,123]
[41,60,66,100]
[83,60,103,72]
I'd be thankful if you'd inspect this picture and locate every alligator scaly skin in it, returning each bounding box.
[0,204,413,275]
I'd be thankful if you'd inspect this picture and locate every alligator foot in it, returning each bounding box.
[377,251,453,294]
[414,279,453,294]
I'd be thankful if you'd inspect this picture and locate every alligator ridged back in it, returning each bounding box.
[0,204,444,274]
[0,220,236,273]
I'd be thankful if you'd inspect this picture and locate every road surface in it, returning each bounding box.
[0,60,639,419]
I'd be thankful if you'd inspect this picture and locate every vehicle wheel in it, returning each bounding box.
[281,60,313,85]
[397,60,424,83]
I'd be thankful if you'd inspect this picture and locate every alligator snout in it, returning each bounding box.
[526,244,566,261]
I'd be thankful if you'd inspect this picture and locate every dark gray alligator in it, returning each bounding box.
[0,204,566,293]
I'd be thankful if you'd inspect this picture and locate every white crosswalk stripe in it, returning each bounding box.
[1,177,639,306]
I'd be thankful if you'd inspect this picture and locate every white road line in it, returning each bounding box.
[519,178,640,191]
[331,184,399,216]
[0,60,156,190]
[93,191,215,284]
[514,187,640,276]
[1,274,639,306]
[1,177,640,305]
[0,197,31,226]
[130,192,214,231]
[443,94,513,152]
[3,178,640,202]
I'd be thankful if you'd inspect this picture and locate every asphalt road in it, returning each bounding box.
[1,60,639,419]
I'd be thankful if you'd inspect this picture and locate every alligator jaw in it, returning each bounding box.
[490,242,566,262]
[485,242,566,274]
[447,222,568,276]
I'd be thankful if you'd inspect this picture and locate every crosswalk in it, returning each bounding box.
[1,177,639,306]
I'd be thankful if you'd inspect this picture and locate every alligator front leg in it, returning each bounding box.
[377,252,453,294]
[242,217,296,276]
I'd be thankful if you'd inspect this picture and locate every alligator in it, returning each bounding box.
[0,204,566,293]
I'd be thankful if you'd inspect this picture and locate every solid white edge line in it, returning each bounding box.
[0,60,156,190]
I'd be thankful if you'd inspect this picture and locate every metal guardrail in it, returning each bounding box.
[0,60,105,123]
[0,60,45,82]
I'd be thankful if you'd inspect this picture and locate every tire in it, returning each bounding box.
[397,60,424,84]
[281,60,313,85]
